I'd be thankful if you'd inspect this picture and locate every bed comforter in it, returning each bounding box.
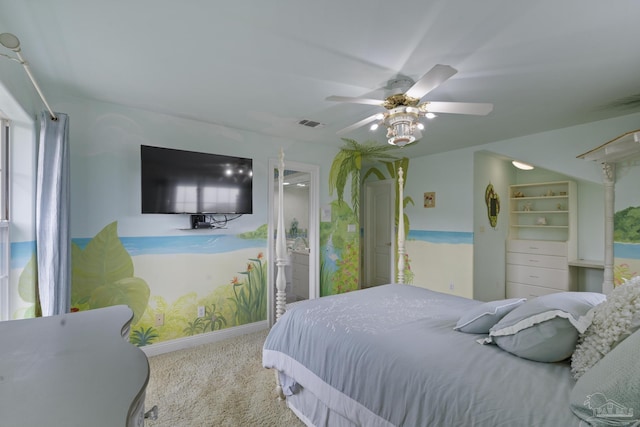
[263,284,582,427]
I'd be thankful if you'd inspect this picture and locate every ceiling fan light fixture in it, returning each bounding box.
[416,122,425,130]
[425,112,436,119]
[370,123,379,131]
[384,107,420,147]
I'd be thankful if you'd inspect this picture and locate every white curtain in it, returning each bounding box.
[36,111,70,316]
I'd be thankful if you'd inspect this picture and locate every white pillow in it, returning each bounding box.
[571,276,640,379]
[454,298,526,334]
[482,292,606,362]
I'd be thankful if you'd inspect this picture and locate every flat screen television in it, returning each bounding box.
[141,145,253,215]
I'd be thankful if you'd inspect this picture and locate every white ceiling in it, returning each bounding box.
[1,1,640,158]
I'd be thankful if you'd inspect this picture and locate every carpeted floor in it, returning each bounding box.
[145,329,305,427]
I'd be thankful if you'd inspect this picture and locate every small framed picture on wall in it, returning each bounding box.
[424,192,435,208]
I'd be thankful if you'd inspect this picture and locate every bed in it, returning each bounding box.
[264,157,640,426]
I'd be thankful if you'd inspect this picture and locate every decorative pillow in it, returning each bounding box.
[454,298,526,333]
[570,328,640,426]
[571,276,640,379]
[483,292,606,362]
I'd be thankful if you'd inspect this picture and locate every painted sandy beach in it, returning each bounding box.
[405,239,473,298]
[132,247,266,304]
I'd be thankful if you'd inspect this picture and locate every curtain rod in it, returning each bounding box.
[0,33,57,121]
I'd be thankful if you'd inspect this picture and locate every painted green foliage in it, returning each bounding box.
[17,254,38,318]
[229,253,267,324]
[329,138,398,218]
[15,221,151,321]
[324,139,400,295]
[614,206,640,243]
[71,221,150,324]
[129,251,267,347]
[613,205,640,287]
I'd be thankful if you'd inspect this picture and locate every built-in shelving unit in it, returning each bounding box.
[506,181,577,298]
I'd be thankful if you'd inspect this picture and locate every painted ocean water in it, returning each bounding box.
[11,235,266,269]
[409,230,473,245]
[614,242,640,259]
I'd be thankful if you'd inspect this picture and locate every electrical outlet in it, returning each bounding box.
[154,313,164,326]
[198,306,205,318]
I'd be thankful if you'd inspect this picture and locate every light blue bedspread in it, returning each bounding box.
[263,284,582,427]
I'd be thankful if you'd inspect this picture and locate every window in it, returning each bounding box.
[0,118,9,320]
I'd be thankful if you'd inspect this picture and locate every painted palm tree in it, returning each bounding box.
[329,138,398,217]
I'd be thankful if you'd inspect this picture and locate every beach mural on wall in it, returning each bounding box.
[13,221,268,346]
[613,206,640,285]
[404,230,474,298]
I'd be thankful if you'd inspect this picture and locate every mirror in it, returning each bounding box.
[267,159,319,325]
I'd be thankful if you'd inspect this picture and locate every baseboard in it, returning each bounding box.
[140,320,269,357]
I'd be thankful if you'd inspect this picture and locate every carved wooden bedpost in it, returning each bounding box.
[274,148,287,400]
[275,148,287,321]
[397,167,405,284]
[602,162,615,294]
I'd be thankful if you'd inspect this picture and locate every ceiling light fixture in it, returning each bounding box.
[365,104,435,148]
[512,160,534,170]
[365,100,441,147]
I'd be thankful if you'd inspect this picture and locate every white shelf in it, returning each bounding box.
[512,210,569,214]
[509,180,576,246]
[507,181,578,296]
[511,225,568,229]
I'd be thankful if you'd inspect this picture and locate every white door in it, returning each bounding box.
[364,180,395,287]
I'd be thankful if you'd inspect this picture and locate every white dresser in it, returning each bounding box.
[506,239,576,298]
[291,250,310,300]
[0,305,149,427]
[507,180,577,298]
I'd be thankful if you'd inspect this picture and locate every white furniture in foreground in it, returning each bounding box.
[0,305,150,427]
[506,180,578,298]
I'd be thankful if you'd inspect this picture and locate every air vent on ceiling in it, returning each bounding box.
[298,119,324,128]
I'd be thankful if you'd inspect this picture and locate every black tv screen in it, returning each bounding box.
[141,145,253,214]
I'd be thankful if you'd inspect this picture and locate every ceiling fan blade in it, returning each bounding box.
[337,113,382,134]
[405,64,457,100]
[422,101,493,116]
[326,95,384,106]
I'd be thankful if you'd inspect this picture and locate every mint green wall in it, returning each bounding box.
[404,112,640,298]
[53,95,339,344]
[472,151,513,301]
[3,55,639,331]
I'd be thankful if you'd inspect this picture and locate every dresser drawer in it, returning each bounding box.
[506,264,570,290]
[506,252,567,270]
[507,239,567,257]
[506,282,564,299]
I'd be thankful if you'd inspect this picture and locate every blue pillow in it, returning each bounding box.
[483,292,606,362]
[454,298,526,334]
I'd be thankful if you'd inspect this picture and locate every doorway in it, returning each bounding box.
[267,159,319,325]
[363,179,396,287]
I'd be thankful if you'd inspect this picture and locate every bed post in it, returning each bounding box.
[275,148,287,320]
[397,167,405,284]
[274,148,288,400]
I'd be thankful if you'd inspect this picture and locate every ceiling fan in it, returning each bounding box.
[326,64,493,147]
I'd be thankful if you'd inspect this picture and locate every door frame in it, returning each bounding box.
[267,159,319,326]
[363,179,396,286]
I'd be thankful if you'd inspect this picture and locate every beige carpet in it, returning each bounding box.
[145,329,305,427]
